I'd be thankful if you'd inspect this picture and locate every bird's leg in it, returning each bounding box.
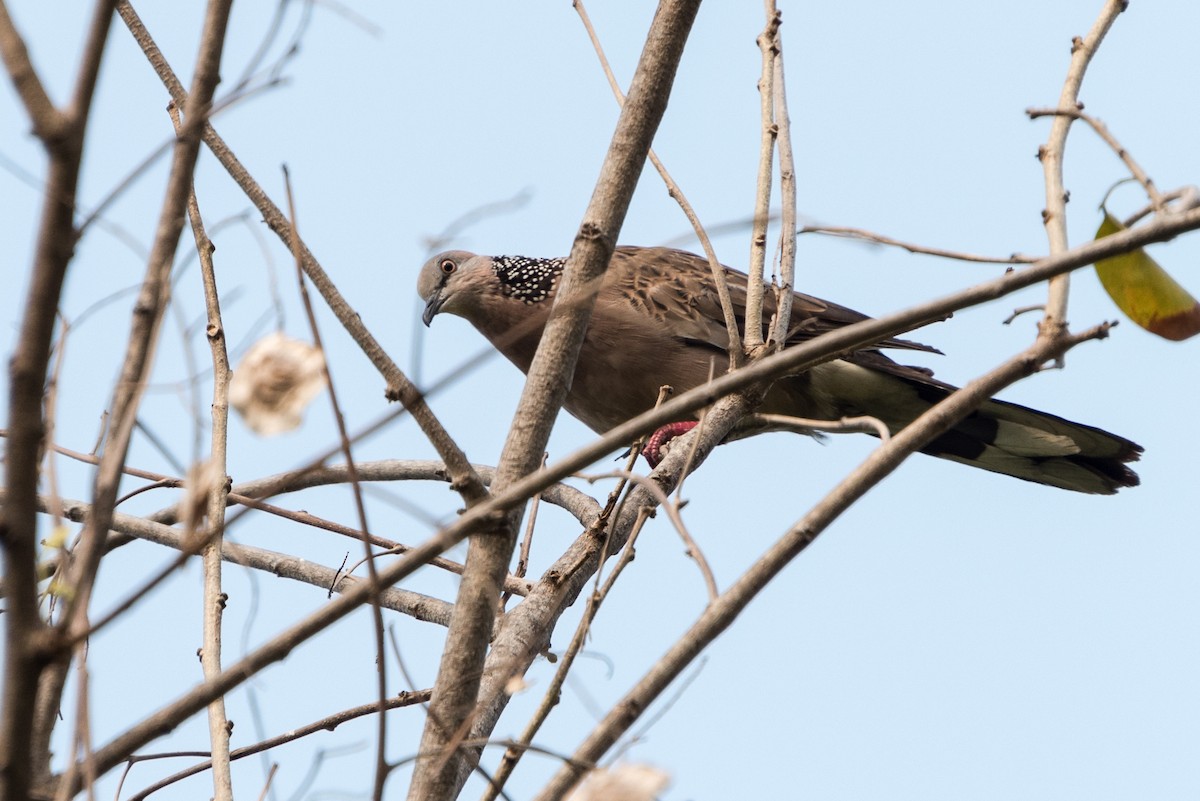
[641,421,699,468]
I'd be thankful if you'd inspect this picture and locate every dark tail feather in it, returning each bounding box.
[805,360,1142,494]
[916,392,1142,495]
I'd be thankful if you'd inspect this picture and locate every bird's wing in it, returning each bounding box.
[608,246,940,355]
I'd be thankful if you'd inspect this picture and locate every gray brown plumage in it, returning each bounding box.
[418,246,1141,494]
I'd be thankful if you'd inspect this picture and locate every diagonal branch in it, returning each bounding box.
[54,0,233,655]
[573,0,744,366]
[284,167,391,800]
[0,0,67,139]
[114,0,488,510]
[29,7,235,799]
[1028,105,1165,210]
[10,491,457,627]
[408,2,705,798]
[0,0,117,795]
[121,692,432,801]
[463,390,757,800]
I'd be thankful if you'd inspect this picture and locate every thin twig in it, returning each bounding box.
[1035,0,1127,338]
[0,0,119,791]
[612,656,708,765]
[767,20,797,348]
[672,358,719,500]
[254,764,279,801]
[573,0,744,366]
[114,0,489,512]
[172,97,234,801]
[1002,304,1046,325]
[122,692,432,801]
[744,4,781,353]
[51,647,95,801]
[1,444,541,596]
[226,494,532,597]
[585,470,718,603]
[502,452,547,610]
[283,166,390,801]
[799,225,1038,264]
[1028,105,1164,211]
[11,491,459,629]
[1123,187,1199,227]
[480,507,655,801]
[747,412,891,441]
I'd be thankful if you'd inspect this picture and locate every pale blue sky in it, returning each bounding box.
[3,2,1199,800]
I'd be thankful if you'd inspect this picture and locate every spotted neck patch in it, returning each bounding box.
[491,255,564,305]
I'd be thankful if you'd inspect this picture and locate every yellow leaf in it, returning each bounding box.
[46,580,75,601]
[43,524,70,549]
[1094,213,1200,341]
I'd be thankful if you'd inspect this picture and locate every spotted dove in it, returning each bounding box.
[418,246,1141,494]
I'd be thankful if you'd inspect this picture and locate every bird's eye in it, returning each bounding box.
[439,258,457,275]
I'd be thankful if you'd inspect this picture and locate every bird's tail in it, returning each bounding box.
[917,392,1141,494]
[806,361,1142,494]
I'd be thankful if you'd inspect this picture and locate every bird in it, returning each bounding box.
[417,246,1141,494]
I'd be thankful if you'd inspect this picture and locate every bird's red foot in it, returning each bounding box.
[641,421,699,468]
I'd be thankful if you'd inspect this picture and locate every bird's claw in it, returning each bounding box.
[641,421,699,468]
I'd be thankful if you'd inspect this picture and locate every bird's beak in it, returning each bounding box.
[422,290,445,327]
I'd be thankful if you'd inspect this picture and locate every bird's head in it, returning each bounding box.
[416,250,488,326]
[417,250,566,327]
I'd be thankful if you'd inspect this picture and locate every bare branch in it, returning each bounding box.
[464,391,761,799]
[409,3,704,797]
[175,107,235,799]
[1036,0,1126,335]
[573,0,744,366]
[1028,105,1165,210]
[114,0,490,510]
[0,0,67,140]
[743,4,780,352]
[0,0,119,793]
[122,692,432,801]
[1123,186,1200,227]
[799,225,1038,264]
[481,506,656,800]
[746,412,891,441]
[767,19,797,348]
[1,444,573,598]
[11,490,458,628]
[283,165,391,801]
[58,0,234,645]
[585,469,718,602]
